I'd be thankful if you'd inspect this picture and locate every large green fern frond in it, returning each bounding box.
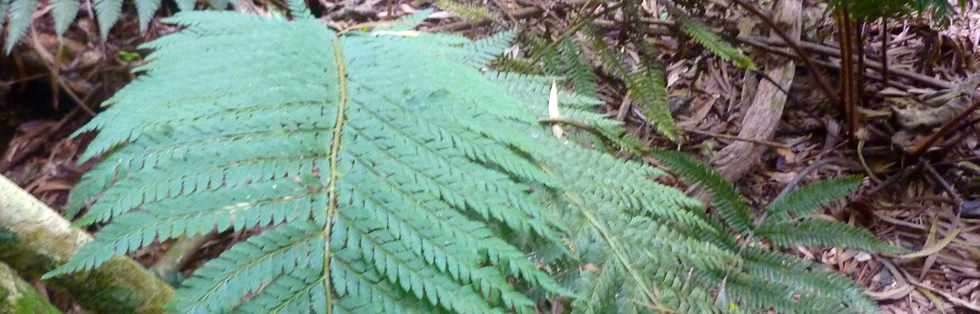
[46,10,581,313]
[534,36,600,98]
[43,6,900,313]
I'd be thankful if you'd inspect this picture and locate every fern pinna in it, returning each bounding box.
[45,6,895,314]
[0,0,229,53]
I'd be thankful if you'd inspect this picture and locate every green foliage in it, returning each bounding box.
[648,149,754,233]
[431,0,491,21]
[1,0,225,53]
[2,0,36,53]
[44,6,897,313]
[587,26,680,141]
[830,0,962,20]
[43,8,632,313]
[640,149,902,313]
[766,176,863,221]
[534,36,600,98]
[677,16,756,70]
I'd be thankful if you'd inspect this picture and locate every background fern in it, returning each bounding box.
[0,0,228,53]
[504,0,761,143]
[43,4,900,314]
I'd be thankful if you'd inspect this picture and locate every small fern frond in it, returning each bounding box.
[587,26,678,141]
[649,149,754,233]
[757,218,900,253]
[536,36,600,98]
[766,176,864,223]
[678,16,756,70]
[626,64,678,141]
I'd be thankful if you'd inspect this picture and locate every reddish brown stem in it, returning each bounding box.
[855,19,865,104]
[881,17,889,86]
[837,8,856,138]
[729,0,839,106]
[910,98,980,158]
[852,16,864,136]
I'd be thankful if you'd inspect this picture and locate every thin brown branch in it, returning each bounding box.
[681,127,791,149]
[923,162,964,206]
[910,97,980,158]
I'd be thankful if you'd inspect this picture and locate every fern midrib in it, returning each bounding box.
[560,191,677,314]
[322,36,349,314]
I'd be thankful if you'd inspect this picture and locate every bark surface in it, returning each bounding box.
[0,174,173,313]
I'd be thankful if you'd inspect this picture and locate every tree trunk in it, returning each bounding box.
[0,174,174,313]
[710,0,802,182]
[0,262,61,314]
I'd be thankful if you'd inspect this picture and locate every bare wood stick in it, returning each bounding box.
[0,174,173,313]
[682,127,791,149]
[729,0,839,106]
[151,235,209,284]
[710,0,802,181]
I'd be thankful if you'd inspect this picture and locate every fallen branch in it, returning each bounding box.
[710,0,801,181]
[0,174,174,313]
[151,235,209,285]
[0,262,61,314]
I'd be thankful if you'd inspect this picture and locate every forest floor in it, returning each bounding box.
[2,0,979,313]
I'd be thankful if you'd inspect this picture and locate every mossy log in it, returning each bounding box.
[0,174,174,313]
[0,262,61,314]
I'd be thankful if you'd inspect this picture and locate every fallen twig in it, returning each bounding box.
[681,127,791,149]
